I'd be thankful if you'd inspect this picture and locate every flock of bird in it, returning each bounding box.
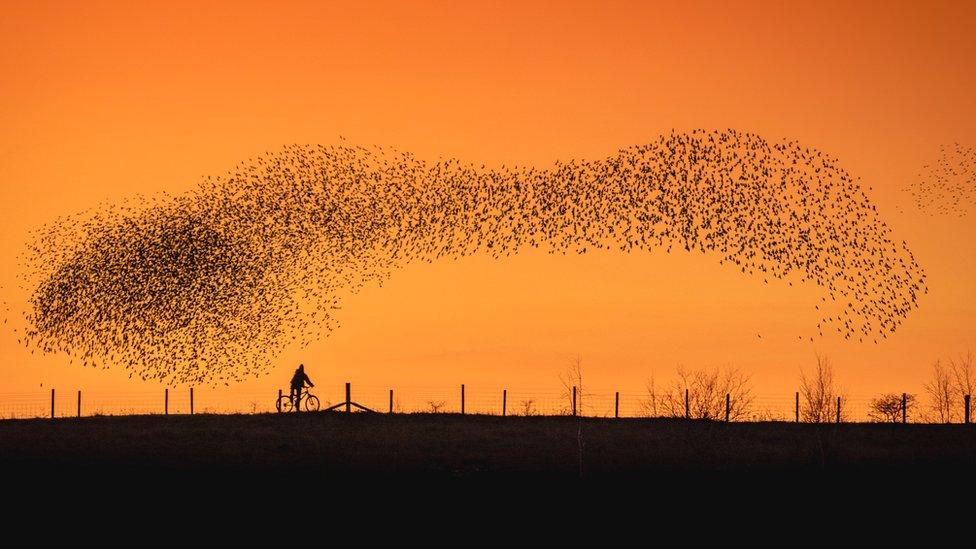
[903,142,974,217]
[19,129,928,385]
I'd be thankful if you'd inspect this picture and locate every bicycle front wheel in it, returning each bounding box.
[304,395,321,412]
[277,395,294,413]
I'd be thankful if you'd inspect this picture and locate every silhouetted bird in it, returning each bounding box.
[903,142,974,218]
[19,130,928,384]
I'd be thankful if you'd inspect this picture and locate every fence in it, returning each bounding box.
[1,384,973,424]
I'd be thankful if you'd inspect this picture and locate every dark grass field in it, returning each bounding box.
[3,412,975,489]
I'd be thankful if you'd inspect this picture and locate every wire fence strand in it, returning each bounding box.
[1,385,971,424]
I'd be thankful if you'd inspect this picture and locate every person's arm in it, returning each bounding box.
[305,374,314,388]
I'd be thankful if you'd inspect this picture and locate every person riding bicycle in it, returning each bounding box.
[290,364,314,412]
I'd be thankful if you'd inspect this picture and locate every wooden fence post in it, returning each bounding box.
[836,396,841,423]
[389,389,394,414]
[50,388,55,419]
[190,387,194,415]
[77,390,81,418]
[277,389,282,412]
[615,392,619,419]
[795,391,799,423]
[345,383,351,413]
[684,388,689,419]
[165,388,169,415]
[461,384,465,415]
[572,386,577,417]
[902,393,907,424]
[966,394,972,424]
[725,393,730,422]
[503,389,507,417]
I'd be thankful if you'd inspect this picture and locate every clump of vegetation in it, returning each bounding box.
[868,393,916,423]
[800,354,847,422]
[923,352,973,423]
[558,355,592,416]
[638,376,660,418]
[661,365,754,420]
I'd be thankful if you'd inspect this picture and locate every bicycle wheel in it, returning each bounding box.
[304,395,320,412]
[276,395,294,413]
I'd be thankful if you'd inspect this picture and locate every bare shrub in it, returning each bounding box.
[800,354,847,422]
[662,365,754,420]
[924,359,956,423]
[558,354,593,416]
[950,351,974,419]
[638,376,660,418]
[868,393,915,423]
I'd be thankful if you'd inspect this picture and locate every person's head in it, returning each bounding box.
[297,364,304,373]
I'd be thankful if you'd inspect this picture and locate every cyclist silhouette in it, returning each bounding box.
[290,364,314,412]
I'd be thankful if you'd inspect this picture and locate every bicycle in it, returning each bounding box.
[276,387,321,412]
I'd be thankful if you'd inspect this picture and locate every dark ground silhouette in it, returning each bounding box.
[2,413,974,487]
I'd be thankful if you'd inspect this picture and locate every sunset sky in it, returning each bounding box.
[1,0,974,415]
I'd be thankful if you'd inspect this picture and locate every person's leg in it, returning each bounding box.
[291,387,300,412]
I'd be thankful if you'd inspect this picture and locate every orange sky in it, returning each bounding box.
[1,0,974,415]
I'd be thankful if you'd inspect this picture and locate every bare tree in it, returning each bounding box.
[638,375,660,418]
[924,359,956,423]
[662,366,691,418]
[556,354,587,477]
[558,354,592,416]
[950,351,974,418]
[426,400,446,413]
[519,399,536,416]
[800,354,846,422]
[662,365,754,420]
[868,393,916,423]
[720,366,754,420]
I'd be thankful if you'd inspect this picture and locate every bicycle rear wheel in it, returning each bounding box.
[276,395,294,413]
[304,395,321,412]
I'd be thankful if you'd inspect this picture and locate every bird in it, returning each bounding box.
[903,142,975,217]
[18,130,928,385]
